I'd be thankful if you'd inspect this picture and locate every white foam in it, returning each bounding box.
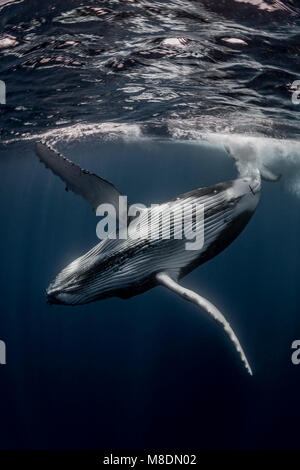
[7,117,300,197]
[205,133,300,197]
[168,121,300,197]
[12,121,143,145]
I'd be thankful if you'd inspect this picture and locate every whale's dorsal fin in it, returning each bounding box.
[35,142,122,216]
[156,272,252,376]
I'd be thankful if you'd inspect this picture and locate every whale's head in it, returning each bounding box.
[46,260,97,306]
[46,241,120,305]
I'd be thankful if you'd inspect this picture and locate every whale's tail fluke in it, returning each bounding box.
[260,165,281,182]
[156,272,253,376]
[224,145,281,182]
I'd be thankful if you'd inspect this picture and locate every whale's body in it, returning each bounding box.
[35,141,277,375]
[47,176,260,306]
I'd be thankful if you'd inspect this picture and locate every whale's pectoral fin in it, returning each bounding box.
[156,272,252,376]
[35,142,122,216]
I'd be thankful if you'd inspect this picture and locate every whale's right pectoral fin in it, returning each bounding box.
[35,141,122,217]
[156,272,252,375]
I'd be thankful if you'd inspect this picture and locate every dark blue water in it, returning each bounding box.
[1,0,300,450]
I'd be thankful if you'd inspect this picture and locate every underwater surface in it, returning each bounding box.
[1,0,300,450]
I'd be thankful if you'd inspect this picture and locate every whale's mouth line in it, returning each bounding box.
[46,293,64,305]
[46,289,78,306]
[46,285,74,305]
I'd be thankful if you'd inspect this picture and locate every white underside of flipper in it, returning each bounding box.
[156,272,252,376]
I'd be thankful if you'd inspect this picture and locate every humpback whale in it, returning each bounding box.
[35,142,279,375]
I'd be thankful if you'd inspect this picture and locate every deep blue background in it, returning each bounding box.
[0,138,300,449]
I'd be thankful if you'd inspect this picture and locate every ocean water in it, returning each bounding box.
[1,0,300,450]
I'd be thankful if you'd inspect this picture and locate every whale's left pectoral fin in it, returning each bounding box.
[156,272,252,376]
[35,142,122,216]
